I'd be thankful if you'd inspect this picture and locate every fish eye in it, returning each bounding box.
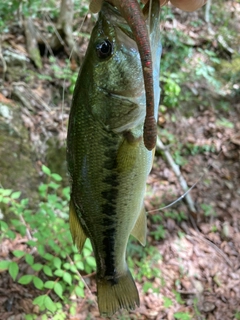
[96,40,113,59]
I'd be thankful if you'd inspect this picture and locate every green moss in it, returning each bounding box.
[218,55,240,82]
[29,48,43,69]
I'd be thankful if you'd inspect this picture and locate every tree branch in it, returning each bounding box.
[156,136,197,215]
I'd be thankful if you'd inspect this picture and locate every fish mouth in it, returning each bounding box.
[101,2,139,40]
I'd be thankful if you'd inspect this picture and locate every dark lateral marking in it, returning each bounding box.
[102,175,119,187]
[101,188,118,202]
[103,217,115,226]
[100,133,120,280]
[102,228,117,280]
[103,158,117,170]
[102,203,117,216]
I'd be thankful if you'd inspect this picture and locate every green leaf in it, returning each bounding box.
[84,238,92,251]
[1,189,12,196]
[53,257,61,269]
[163,296,173,308]
[42,165,51,176]
[174,312,191,320]
[32,263,43,271]
[73,254,82,262]
[6,230,16,239]
[0,260,10,271]
[51,173,62,181]
[38,184,47,194]
[43,265,53,277]
[43,253,54,261]
[63,272,72,285]
[21,198,29,206]
[216,118,234,129]
[11,219,21,227]
[75,285,84,298]
[25,254,34,265]
[8,261,19,281]
[70,302,77,316]
[27,240,37,247]
[70,265,77,273]
[173,290,185,304]
[143,281,153,293]
[44,281,55,289]
[86,256,96,268]
[11,191,21,199]
[25,315,35,320]
[18,274,33,285]
[63,262,70,270]
[38,244,45,256]
[33,276,44,290]
[54,282,63,299]
[48,182,60,190]
[0,221,9,231]
[83,247,91,257]
[62,187,70,199]
[2,197,10,204]
[44,295,57,313]
[33,294,46,308]
[54,269,64,277]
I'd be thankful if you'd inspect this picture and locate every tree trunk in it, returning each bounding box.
[49,0,79,60]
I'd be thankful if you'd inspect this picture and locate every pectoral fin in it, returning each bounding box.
[69,198,87,253]
[131,204,147,246]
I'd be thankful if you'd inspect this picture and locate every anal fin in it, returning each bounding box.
[131,204,147,246]
[69,198,87,253]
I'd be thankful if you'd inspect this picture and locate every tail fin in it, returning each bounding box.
[97,269,140,317]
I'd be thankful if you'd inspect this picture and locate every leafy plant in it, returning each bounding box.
[173,149,188,166]
[200,203,216,217]
[49,57,78,94]
[0,0,20,32]
[161,72,181,108]
[173,290,185,305]
[184,143,215,156]
[164,210,187,223]
[150,225,166,241]
[216,118,234,128]
[163,296,173,308]
[0,165,96,317]
[128,244,162,289]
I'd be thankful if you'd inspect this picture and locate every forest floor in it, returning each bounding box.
[0,1,240,320]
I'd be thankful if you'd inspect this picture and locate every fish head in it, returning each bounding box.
[90,3,145,98]
[80,2,148,131]
[78,1,161,134]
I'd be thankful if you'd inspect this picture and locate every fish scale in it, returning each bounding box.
[67,0,161,316]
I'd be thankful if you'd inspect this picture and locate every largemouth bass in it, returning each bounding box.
[67,0,161,316]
